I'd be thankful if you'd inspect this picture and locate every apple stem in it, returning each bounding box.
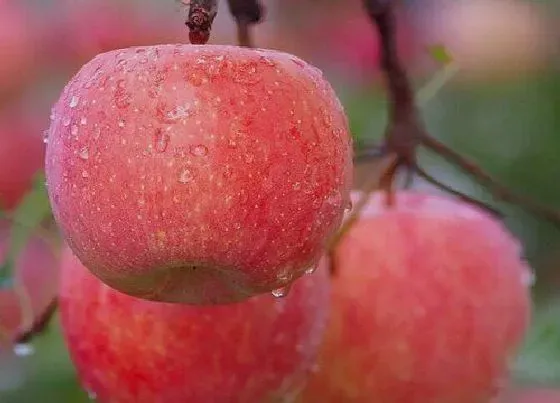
[358,0,560,229]
[185,0,218,45]
[226,0,264,48]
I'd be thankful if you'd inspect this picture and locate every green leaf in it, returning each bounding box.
[514,298,560,385]
[426,44,454,66]
[0,172,52,285]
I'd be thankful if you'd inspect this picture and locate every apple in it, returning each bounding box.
[0,221,59,343]
[45,44,352,304]
[0,1,36,102]
[496,388,560,403]
[59,246,329,403]
[0,107,45,211]
[297,191,532,403]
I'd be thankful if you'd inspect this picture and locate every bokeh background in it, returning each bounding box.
[0,0,559,401]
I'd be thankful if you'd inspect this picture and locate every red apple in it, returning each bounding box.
[0,221,59,343]
[0,107,45,210]
[59,246,329,403]
[297,191,532,403]
[497,388,560,403]
[45,44,352,304]
[0,1,36,101]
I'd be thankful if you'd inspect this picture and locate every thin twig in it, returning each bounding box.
[226,0,264,47]
[15,298,58,344]
[414,164,503,218]
[422,136,560,227]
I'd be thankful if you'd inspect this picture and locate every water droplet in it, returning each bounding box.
[69,96,79,108]
[521,269,536,287]
[71,125,79,136]
[345,199,353,212]
[62,117,71,127]
[245,154,254,163]
[42,130,49,144]
[272,284,291,298]
[292,182,301,190]
[13,343,34,357]
[153,130,170,153]
[305,266,317,275]
[86,389,97,400]
[118,120,125,128]
[82,170,89,178]
[80,117,87,125]
[290,57,306,68]
[178,168,193,184]
[190,144,208,157]
[78,147,89,160]
[277,269,293,283]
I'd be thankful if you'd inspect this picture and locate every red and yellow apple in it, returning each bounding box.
[297,191,532,403]
[59,246,329,403]
[45,44,352,304]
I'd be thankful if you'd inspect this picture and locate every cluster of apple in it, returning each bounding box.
[0,1,557,403]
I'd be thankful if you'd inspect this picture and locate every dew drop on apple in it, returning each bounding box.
[345,199,353,212]
[79,147,89,160]
[13,343,35,357]
[62,117,71,127]
[71,125,79,136]
[178,168,193,184]
[271,285,291,298]
[69,95,79,108]
[190,144,208,157]
[305,265,317,275]
[154,130,170,153]
[42,129,49,144]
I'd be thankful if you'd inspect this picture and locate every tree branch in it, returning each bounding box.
[226,0,264,47]
[422,136,560,227]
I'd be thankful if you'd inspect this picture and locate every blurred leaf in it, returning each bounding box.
[515,298,560,385]
[426,44,454,66]
[0,172,51,285]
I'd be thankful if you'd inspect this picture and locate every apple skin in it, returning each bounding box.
[496,388,560,403]
[45,44,352,304]
[59,246,330,403]
[297,191,532,403]
[0,222,59,343]
[0,107,45,210]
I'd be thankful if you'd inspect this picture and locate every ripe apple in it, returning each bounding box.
[0,2,36,102]
[0,107,45,211]
[297,191,532,403]
[496,388,560,403]
[0,221,59,343]
[59,246,329,403]
[45,44,352,304]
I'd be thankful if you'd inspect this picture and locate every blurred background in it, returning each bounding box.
[0,0,559,401]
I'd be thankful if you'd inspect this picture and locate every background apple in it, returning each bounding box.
[59,246,329,403]
[0,1,37,103]
[45,44,352,304]
[496,388,560,403]
[0,106,45,211]
[297,191,532,403]
[0,221,59,344]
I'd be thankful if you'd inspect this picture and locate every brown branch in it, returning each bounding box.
[226,0,264,47]
[414,164,503,218]
[185,0,218,45]
[422,136,560,227]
